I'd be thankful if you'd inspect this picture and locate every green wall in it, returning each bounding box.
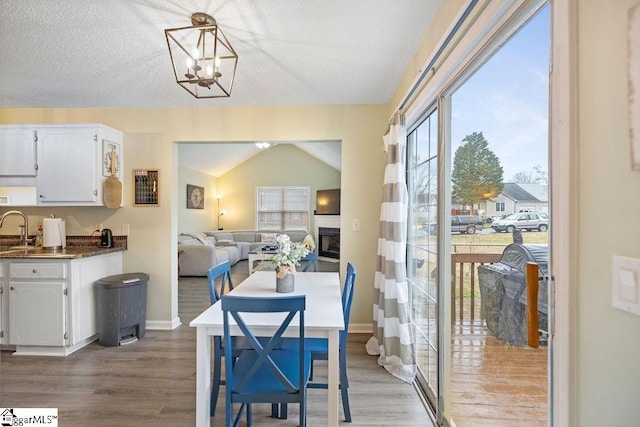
[218,143,340,231]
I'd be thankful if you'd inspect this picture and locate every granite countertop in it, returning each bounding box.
[0,235,127,259]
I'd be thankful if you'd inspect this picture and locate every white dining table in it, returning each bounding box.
[190,271,345,427]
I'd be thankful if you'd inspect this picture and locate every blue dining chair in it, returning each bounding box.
[207,261,234,303]
[280,262,357,422]
[300,251,318,272]
[207,261,236,416]
[222,295,311,427]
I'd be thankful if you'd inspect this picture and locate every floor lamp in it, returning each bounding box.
[216,194,224,230]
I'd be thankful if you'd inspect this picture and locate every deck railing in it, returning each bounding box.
[451,252,502,324]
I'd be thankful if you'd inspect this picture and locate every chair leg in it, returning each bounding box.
[211,354,222,416]
[340,353,352,422]
[279,403,288,419]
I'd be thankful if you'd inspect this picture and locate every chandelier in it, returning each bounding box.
[165,13,238,98]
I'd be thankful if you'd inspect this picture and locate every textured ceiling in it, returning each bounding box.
[0,0,440,174]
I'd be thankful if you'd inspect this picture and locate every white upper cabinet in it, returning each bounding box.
[0,124,123,207]
[36,127,99,204]
[0,127,37,177]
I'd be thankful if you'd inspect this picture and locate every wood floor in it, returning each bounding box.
[0,260,433,427]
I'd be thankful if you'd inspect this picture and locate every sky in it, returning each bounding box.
[450,4,550,182]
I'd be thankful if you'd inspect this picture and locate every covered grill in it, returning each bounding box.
[477,243,549,345]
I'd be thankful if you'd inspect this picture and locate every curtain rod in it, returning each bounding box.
[398,0,480,112]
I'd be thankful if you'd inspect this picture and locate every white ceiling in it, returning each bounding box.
[0,0,441,175]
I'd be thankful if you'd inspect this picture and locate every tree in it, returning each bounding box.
[452,132,504,210]
[533,164,548,186]
[512,171,535,183]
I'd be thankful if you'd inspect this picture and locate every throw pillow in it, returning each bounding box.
[302,234,316,251]
[260,233,278,243]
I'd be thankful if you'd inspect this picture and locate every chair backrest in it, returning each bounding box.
[221,295,306,394]
[340,263,357,345]
[301,251,318,272]
[206,261,233,304]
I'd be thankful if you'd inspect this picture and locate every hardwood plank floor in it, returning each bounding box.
[0,260,433,426]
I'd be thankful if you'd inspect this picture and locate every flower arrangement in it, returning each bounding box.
[270,234,310,278]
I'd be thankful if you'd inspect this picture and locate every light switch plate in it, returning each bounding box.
[612,255,640,316]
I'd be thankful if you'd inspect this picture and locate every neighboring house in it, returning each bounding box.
[485,182,548,218]
[450,182,548,219]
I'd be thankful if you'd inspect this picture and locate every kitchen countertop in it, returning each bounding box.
[0,235,127,259]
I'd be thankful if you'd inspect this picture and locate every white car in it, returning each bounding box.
[491,212,549,233]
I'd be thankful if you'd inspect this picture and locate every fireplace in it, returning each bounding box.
[318,227,340,259]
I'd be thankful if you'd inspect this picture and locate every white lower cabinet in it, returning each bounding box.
[0,263,6,345]
[9,280,66,346]
[4,252,122,356]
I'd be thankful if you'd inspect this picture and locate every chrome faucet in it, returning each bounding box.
[0,210,30,246]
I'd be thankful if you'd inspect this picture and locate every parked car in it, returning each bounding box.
[491,212,549,233]
[423,215,484,234]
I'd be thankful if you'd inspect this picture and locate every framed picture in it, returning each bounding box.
[187,184,205,209]
[102,139,121,177]
[133,169,160,206]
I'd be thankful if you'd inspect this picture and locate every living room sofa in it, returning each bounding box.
[178,229,313,276]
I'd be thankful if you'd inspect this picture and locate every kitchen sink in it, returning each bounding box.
[0,246,75,258]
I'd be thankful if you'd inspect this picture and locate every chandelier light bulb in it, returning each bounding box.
[186,57,193,68]
[206,65,213,77]
[215,56,221,69]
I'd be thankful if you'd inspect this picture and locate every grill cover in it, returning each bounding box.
[477,243,549,345]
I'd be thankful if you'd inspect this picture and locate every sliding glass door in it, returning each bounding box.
[406,107,439,410]
[405,3,550,425]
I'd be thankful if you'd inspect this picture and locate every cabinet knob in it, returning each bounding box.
[32,269,37,274]
[10,286,14,291]
[39,194,45,199]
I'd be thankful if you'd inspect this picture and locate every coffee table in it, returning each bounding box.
[248,245,279,274]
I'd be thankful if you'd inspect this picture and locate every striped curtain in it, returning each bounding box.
[365,112,416,383]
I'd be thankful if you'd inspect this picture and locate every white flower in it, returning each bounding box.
[270,234,310,270]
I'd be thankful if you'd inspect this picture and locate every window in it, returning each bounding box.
[256,186,310,230]
[496,202,505,212]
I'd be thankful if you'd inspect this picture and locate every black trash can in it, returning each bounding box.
[95,272,149,347]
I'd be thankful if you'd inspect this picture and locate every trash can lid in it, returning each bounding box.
[96,272,149,288]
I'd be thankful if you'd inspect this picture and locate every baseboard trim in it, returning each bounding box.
[146,317,181,330]
[349,323,373,334]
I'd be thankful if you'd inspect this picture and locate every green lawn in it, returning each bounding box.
[451,229,548,245]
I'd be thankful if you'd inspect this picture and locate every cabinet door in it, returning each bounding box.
[0,127,37,177]
[36,127,98,203]
[9,281,66,346]
[0,263,5,344]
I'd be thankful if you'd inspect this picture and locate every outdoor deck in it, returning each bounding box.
[448,251,548,426]
[450,320,548,427]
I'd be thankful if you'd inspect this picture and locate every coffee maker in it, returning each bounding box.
[100,228,114,248]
